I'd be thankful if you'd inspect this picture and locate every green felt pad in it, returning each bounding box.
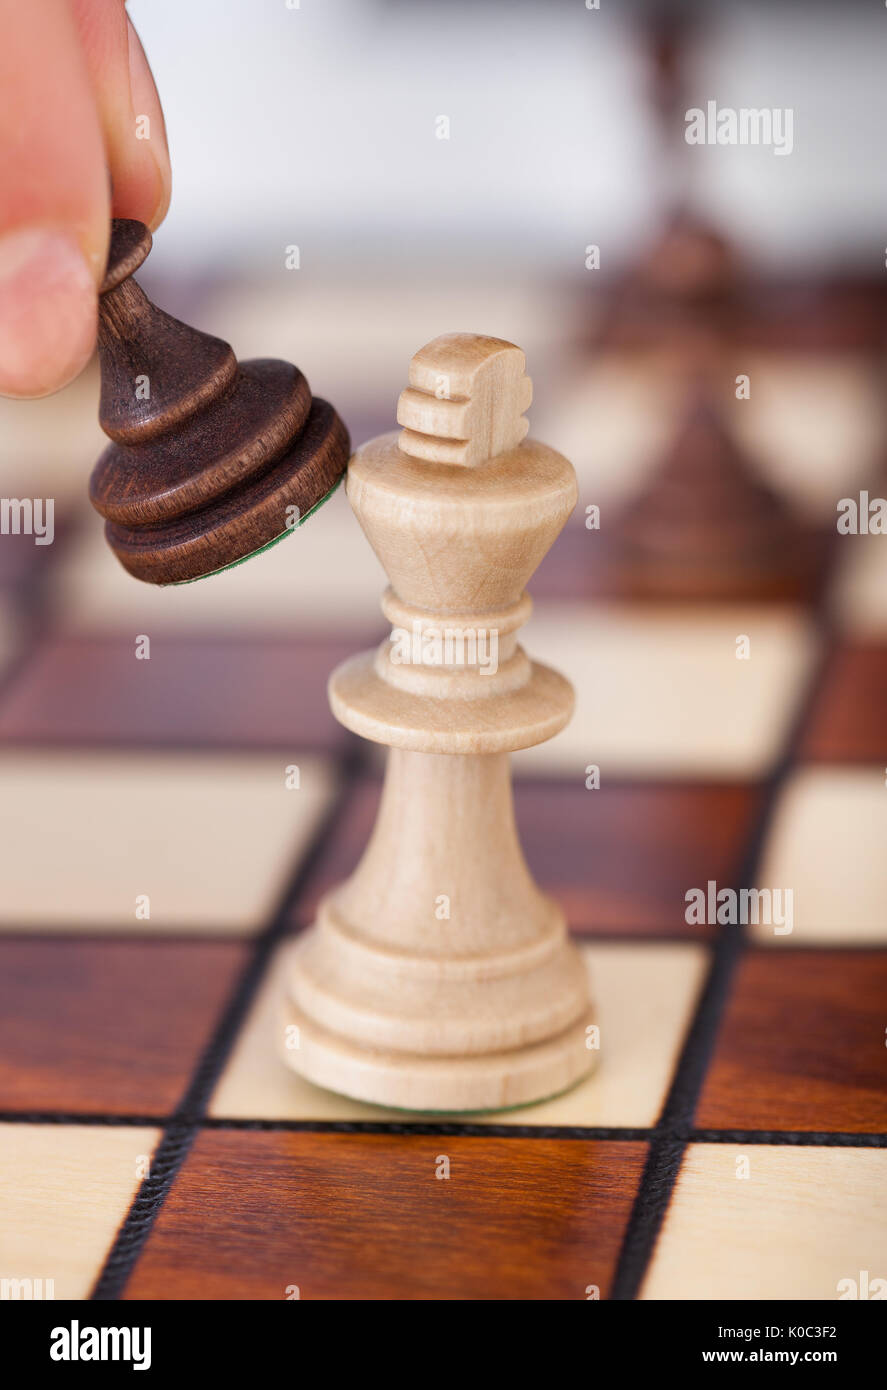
[170,475,344,586]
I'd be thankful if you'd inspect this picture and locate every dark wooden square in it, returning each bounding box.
[799,644,887,762]
[0,635,362,752]
[125,1130,646,1299]
[696,949,887,1132]
[0,938,246,1116]
[295,775,761,937]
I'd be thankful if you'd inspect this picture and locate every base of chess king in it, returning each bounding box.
[281,995,596,1114]
[280,743,597,1113]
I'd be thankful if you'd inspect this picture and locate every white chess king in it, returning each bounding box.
[282,333,596,1110]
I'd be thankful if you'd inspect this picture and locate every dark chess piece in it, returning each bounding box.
[633,210,737,312]
[599,209,741,361]
[596,5,740,361]
[90,220,349,584]
[611,390,814,601]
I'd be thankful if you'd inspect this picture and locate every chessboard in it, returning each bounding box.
[0,270,885,1303]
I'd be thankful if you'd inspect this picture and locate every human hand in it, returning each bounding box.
[0,0,171,398]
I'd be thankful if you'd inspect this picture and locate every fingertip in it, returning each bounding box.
[69,3,172,233]
[126,18,171,230]
[146,164,172,233]
[0,0,108,395]
[0,227,97,398]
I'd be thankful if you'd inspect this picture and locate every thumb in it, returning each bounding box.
[0,0,172,400]
[0,0,110,398]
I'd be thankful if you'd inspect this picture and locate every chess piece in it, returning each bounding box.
[597,6,740,365]
[89,220,349,584]
[612,388,812,600]
[282,334,595,1111]
[599,209,741,367]
[633,211,737,315]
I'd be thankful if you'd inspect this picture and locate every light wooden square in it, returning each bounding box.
[206,276,586,428]
[515,603,818,780]
[210,940,707,1127]
[533,354,880,522]
[754,765,887,944]
[51,484,386,635]
[0,1123,159,1300]
[731,355,882,523]
[0,751,336,934]
[531,358,683,506]
[642,1144,887,1300]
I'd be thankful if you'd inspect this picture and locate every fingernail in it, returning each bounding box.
[0,227,96,398]
[127,19,172,227]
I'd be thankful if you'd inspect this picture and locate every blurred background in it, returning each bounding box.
[3,0,887,506]
[129,0,887,273]
[1,0,887,696]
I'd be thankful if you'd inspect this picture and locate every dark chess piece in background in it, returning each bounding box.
[610,387,816,601]
[599,209,741,366]
[90,220,349,584]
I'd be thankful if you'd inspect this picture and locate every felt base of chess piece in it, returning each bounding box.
[280,334,596,1112]
[609,394,818,602]
[89,220,349,584]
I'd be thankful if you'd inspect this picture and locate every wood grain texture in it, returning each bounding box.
[0,1124,159,1300]
[332,418,577,755]
[516,602,818,779]
[519,781,762,937]
[642,1144,887,1300]
[125,1131,647,1300]
[755,766,887,943]
[93,360,312,525]
[0,751,335,933]
[55,481,387,635]
[90,220,349,585]
[800,644,887,761]
[98,218,151,294]
[0,635,356,752]
[696,950,887,1132]
[214,941,705,1128]
[0,939,245,1115]
[396,333,531,465]
[285,334,594,1111]
[285,747,596,1111]
[0,268,883,1303]
[294,776,762,937]
[101,399,349,586]
[612,393,816,601]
